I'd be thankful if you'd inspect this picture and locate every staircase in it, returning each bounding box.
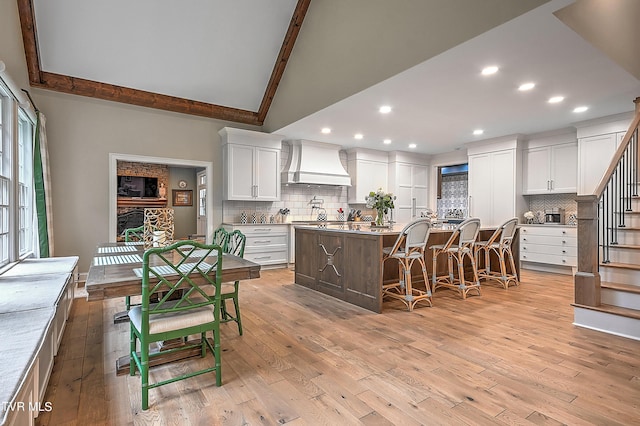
[574,98,640,340]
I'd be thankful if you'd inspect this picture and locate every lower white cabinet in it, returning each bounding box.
[519,225,577,270]
[223,224,289,267]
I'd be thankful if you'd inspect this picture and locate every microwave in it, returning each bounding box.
[544,208,565,224]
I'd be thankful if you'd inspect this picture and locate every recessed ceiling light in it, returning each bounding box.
[481,66,499,75]
[518,82,535,91]
[473,129,484,136]
[408,143,417,149]
[321,127,331,134]
[383,139,392,145]
[548,96,564,103]
[573,106,588,113]
[354,133,363,140]
[379,105,392,114]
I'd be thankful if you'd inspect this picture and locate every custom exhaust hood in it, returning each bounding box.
[282,140,351,186]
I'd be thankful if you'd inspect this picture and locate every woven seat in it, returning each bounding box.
[431,218,481,299]
[475,217,519,289]
[382,219,432,311]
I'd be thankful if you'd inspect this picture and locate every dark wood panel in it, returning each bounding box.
[317,233,345,296]
[344,233,382,312]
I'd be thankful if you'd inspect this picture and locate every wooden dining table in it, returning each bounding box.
[85,241,261,375]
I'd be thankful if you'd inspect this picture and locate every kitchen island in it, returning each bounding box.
[294,222,519,313]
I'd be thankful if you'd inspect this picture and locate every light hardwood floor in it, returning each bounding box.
[36,268,640,425]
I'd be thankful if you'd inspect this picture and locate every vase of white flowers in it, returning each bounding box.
[366,188,395,226]
[524,211,535,224]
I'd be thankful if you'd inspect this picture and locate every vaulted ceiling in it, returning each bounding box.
[17,0,310,125]
[16,0,640,156]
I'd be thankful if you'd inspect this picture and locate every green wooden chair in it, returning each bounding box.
[123,225,145,313]
[128,240,223,410]
[221,230,246,335]
[212,227,229,251]
[124,225,144,244]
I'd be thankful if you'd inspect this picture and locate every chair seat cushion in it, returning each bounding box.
[430,244,445,250]
[129,302,215,335]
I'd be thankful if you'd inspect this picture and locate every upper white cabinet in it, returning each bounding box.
[575,113,632,195]
[467,137,525,228]
[388,152,429,223]
[220,127,283,201]
[347,149,388,204]
[523,142,577,194]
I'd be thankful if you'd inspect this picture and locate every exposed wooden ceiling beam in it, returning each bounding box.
[257,0,312,123]
[16,0,310,126]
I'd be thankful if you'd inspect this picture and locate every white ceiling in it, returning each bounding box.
[276,0,640,155]
[30,0,639,156]
[33,0,298,111]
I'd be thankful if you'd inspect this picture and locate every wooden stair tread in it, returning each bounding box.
[606,243,640,250]
[606,227,640,232]
[600,261,640,270]
[572,303,640,320]
[600,281,640,294]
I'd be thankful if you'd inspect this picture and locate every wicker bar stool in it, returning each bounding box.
[430,217,481,299]
[382,219,432,311]
[474,217,519,289]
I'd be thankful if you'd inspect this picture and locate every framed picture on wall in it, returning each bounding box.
[172,190,193,206]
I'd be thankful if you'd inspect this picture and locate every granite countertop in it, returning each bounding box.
[518,223,577,228]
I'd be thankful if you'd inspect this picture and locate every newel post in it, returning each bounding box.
[574,195,601,306]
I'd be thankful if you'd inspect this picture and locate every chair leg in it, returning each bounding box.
[431,250,438,289]
[507,247,519,286]
[213,325,222,387]
[141,339,150,410]
[129,329,137,376]
[125,295,131,310]
[456,253,466,299]
[403,260,413,312]
[232,295,243,335]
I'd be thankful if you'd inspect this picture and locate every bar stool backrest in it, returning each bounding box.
[388,219,431,257]
[499,217,518,246]
[457,218,481,248]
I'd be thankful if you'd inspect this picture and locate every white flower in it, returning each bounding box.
[524,211,534,220]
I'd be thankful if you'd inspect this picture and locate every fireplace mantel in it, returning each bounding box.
[117,197,167,208]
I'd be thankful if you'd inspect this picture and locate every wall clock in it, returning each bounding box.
[178,180,187,189]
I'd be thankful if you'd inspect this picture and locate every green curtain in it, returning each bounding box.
[33,111,50,257]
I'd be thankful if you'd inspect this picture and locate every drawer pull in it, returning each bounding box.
[523,238,527,241]
[254,240,272,244]
[254,256,272,260]
[253,228,272,232]
[562,250,566,253]
[562,259,566,263]
[562,240,566,244]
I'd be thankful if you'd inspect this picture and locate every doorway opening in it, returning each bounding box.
[108,153,214,243]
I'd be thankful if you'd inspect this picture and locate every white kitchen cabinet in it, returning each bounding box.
[519,225,577,273]
[220,127,283,201]
[575,113,632,196]
[223,223,289,267]
[388,153,429,223]
[347,149,388,204]
[468,138,524,228]
[523,142,577,194]
[577,132,625,195]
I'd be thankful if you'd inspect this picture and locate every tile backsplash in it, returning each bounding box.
[437,174,468,218]
[524,193,578,223]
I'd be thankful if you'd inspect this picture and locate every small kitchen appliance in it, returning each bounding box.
[544,208,565,225]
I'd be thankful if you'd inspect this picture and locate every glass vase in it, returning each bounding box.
[376,208,385,226]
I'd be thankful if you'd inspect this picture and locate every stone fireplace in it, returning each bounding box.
[116,161,170,239]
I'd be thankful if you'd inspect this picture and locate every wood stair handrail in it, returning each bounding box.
[575,97,640,308]
[593,97,640,197]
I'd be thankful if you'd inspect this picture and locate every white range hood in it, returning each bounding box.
[282,140,351,186]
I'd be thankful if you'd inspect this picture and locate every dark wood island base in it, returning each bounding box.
[294,223,519,313]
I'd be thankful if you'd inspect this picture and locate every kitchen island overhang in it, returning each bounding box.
[294,223,520,313]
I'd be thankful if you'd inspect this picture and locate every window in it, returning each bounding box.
[0,75,36,267]
[18,110,34,255]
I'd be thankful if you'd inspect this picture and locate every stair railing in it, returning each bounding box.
[575,98,640,306]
